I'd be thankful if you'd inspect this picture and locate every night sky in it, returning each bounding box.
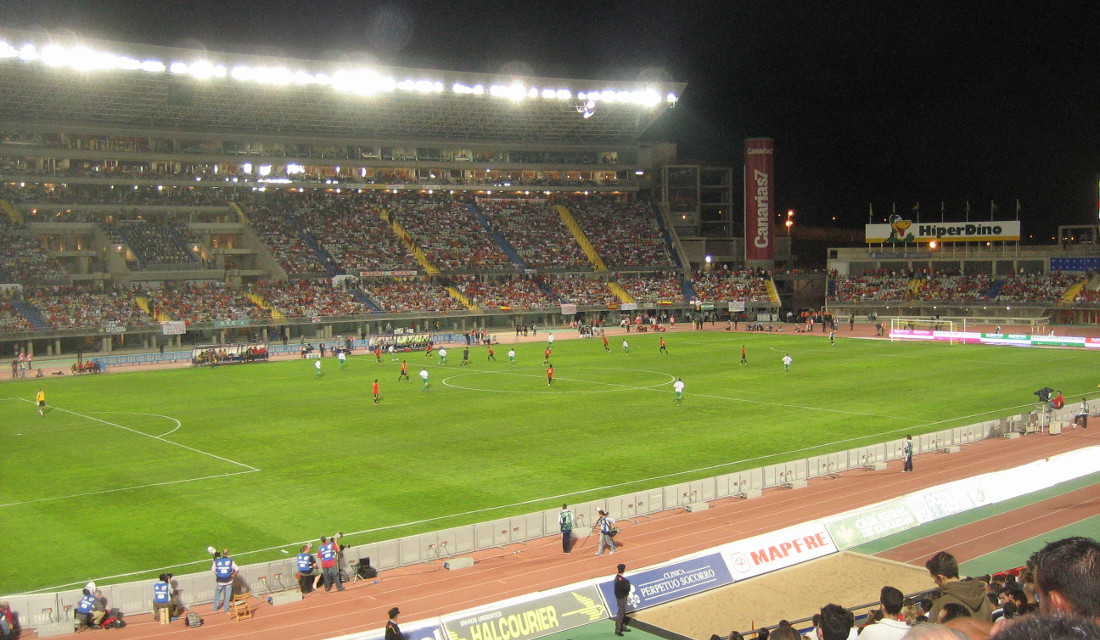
[2,1,1099,239]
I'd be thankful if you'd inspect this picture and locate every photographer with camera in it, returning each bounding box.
[319,534,345,592]
[211,550,238,613]
[595,509,618,556]
[153,573,181,622]
[75,588,106,628]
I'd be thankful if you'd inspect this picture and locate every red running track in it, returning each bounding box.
[44,426,1096,640]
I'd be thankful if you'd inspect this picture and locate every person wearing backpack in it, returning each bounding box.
[211,550,238,613]
[558,504,574,554]
[595,509,618,556]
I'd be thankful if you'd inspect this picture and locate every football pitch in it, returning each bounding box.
[2,331,1096,594]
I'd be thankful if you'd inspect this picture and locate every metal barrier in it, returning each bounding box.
[4,410,1037,630]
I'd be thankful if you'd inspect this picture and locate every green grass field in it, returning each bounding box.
[2,331,1097,594]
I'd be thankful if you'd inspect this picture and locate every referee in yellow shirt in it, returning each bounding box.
[36,388,46,416]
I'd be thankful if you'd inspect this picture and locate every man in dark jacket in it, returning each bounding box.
[613,564,632,636]
[925,551,993,622]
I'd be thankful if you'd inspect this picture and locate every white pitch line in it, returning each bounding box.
[0,469,259,508]
[17,399,258,471]
[84,411,183,437]
[20,391,1058,594]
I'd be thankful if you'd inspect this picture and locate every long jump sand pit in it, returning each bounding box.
[634,552,932,639]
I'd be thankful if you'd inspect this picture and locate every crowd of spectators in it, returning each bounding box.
[238,196,329,275]
[1074,288,1100,304]
[477,198,590,270]
[166,217,202,245]
[24,287,153,330]
[994,272,1078,302]
[247,280,371,318]
[830,274,920,303]
[290,192,420,273]
[714,538,1100,640]
[359,278,463,313]
[691,271,772,302]
[910,274,992,302]
[0,221,65,282]
[617,275,685,303]
[1,183,229,207]
[452,275,553,310]
[0,298,35,332]
[143,282,269,325]
[390,197,510,271]
[566,199,675,269]
[105,220,195,266]
[832,271,1083,304]
[544,275,620,306]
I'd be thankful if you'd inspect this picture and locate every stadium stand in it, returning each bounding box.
[390,196,512,272]
[568,199,676,269]
[477,198,590,271]
[691,271,773,302]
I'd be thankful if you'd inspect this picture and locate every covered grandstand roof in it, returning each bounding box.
[0,30,686,145]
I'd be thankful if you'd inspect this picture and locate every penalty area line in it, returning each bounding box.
[0,469,260,509]
[17,399,258,472]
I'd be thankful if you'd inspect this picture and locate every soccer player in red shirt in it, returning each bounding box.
[543,347,552,366]
[372,379,381,405]
[546,364,554,386]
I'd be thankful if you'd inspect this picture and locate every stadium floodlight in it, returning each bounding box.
[397,79,443,94]
[332,69,396,95]
[489,83,527,101]
[18,44,39,61]
[1,35,682,109]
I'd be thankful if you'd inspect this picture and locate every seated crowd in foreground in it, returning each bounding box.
[714,539,1100,640]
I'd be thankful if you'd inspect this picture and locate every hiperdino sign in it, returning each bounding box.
[866,219,1021,244]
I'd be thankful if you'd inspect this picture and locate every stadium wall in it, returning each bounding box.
[310,446,1100,640]
[9,404,1094,631]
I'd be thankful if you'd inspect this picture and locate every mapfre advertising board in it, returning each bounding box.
[866,218,1021,243]
[744,138,774,261]
[721,521,837,581]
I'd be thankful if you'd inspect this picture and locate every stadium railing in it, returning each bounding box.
[7,406,1077,629]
